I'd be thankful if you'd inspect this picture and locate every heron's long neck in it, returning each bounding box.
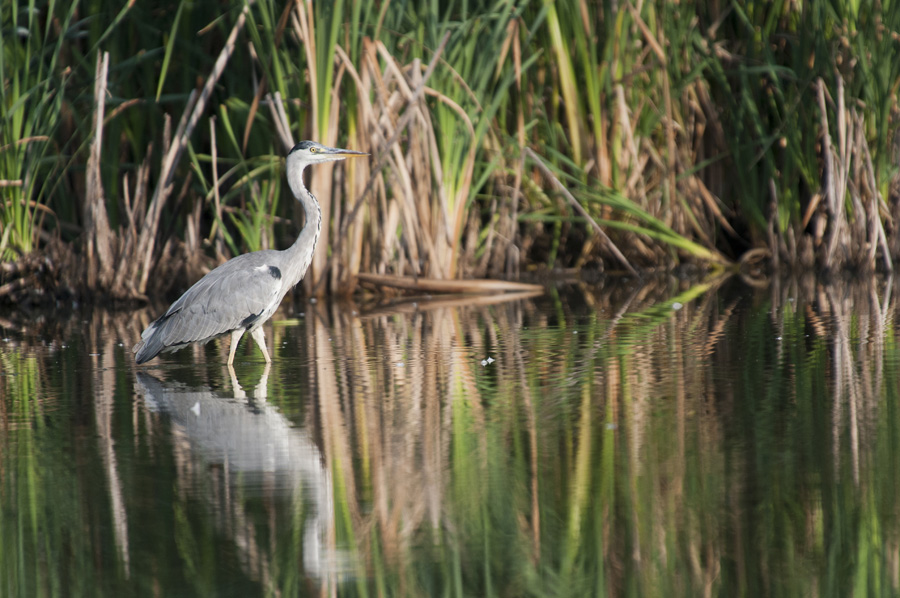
[284,164,322,287]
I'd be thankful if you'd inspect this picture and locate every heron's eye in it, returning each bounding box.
[310,147,318,153]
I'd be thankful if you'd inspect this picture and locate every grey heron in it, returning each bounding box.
[133,141,366,365]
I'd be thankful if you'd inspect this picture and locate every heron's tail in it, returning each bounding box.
[133,322,165,364]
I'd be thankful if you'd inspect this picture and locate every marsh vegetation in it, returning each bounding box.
[3,1,900,302]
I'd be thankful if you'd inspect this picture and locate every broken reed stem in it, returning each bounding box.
[267,91,295,152]
[138,112,177,295]
[819,78,840,270]
[159,3,251,196]
[85,51,115,292]
[524,147,639,277]
[861,131,893,271]
[210,116,225,261]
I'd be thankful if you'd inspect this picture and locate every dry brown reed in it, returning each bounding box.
[318,32,477,295]
[815,77,893,274]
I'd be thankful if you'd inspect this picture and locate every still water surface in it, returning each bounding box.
[1,277,899,596]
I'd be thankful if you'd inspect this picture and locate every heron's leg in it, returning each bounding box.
[250,327,272,363]
[227,329,244,365]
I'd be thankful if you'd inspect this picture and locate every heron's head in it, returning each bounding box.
[287,141,368,169]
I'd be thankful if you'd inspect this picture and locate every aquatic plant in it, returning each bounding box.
[0,0,74,259]
[2,0,900,302]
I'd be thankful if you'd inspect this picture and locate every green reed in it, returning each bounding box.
[0,0,74,258]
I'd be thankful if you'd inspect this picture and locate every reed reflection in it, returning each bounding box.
[295,277,900,596]
[301,292,547,582]
[3,277,900,595]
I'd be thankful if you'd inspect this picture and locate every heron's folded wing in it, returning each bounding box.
[154,260,283,347]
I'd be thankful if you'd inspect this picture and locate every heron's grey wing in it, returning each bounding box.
[134,256,283,362]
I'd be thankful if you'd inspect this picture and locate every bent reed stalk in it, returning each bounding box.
[2,1,900,302]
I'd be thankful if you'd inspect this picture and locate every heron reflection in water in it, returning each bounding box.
[134,141,367,365]
[136,366,349,579]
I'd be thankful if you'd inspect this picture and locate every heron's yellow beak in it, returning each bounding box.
[321,146,368,158]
